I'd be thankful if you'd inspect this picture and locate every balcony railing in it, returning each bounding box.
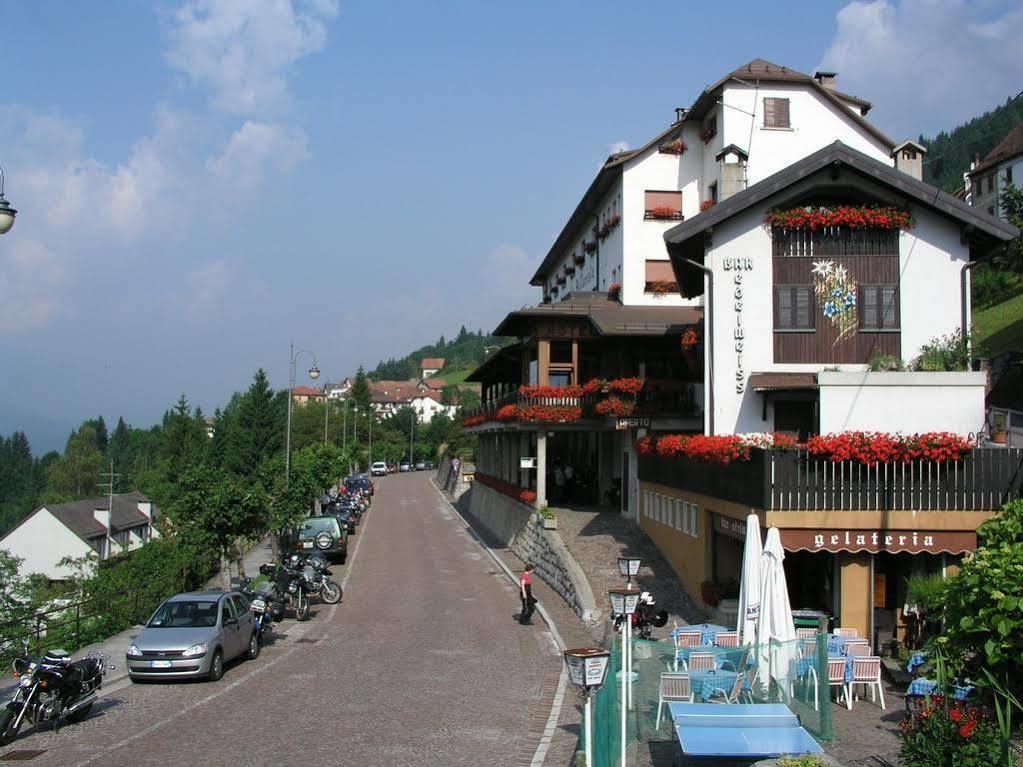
[462,379,698,427]
[639,447,1023,511]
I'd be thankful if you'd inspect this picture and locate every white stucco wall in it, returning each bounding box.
[0,509,92,580]
[703,197,974,436]
[818,372,986,435]
[720,83,892,185]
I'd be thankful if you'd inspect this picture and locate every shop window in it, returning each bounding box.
[763,97,791,129]
[774,285,814,330]
[859,284,899,330]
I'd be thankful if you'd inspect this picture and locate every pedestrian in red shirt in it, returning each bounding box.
[519,563,537,625]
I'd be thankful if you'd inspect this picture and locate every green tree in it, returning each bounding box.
[998,184,1023,274]
[83,416,109,454]
[350,367,372,411]
[44,425,104,502]
[160,395,207,486]
[225,369,283,479]
[0,549,33,626]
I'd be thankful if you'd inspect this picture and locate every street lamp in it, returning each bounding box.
[618,557,642,590]
[0,164,17,235]
[610,587,640,761]
[285,342,319,488]
[562,648,611,767]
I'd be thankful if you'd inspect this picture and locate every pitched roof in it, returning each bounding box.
[969,124,1023,176]
[370,381,442,404]
[422,377,446,390]
[46,491,154,543]
[291,385,323,397]
[529,58,889,287]
[492,291,702,338]
[420,358,445,370]
[664,141,1019,254]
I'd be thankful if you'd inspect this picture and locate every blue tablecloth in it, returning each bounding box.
[906,678,974,699]
[676,646,748,671]
[826,635,862,655]
[688,669,741,701]
[671,623,731,645]
[906,652,927,674]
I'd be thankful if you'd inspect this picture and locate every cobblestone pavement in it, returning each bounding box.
[1,473,554,767]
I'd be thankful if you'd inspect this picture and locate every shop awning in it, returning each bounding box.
[748,373,818,392]
[779,529,976,555]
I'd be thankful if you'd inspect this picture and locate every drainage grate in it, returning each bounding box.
[0,751,47,762]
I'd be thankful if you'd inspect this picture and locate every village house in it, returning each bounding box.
[462,59,1021,644]
[420,358,445,378]
[369,380,453,423]
[966,124,1023,220]
[0,492,161,581]
[291,385,325,405]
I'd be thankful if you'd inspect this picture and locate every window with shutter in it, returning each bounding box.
[774,285,814,330]
[859,284,899,330]
[763,97,791,129]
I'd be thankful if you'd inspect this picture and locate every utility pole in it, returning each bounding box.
[98,460,122,552]
[410,409,415,466]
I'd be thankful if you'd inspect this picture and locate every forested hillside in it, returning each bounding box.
[368,326,509,381]
[921,93,1023,192]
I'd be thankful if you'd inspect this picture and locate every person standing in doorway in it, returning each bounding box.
[553,461,566,504]
[519,563,537,625]
[563,462,575,504]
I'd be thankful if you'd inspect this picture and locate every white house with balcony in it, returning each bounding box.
[0,492,161,582]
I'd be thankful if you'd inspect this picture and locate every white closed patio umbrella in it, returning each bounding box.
[758,527,798,698]
[736,513,763,646]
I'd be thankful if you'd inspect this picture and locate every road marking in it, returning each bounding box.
[72,492,375,767]
[428,477,568,767]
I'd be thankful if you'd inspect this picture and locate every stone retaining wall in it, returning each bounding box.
[466,481,599,625]
[435,456,471,501]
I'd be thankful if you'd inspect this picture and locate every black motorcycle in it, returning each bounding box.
[261,562,311,621]
[289,553,342,605]
[613,592,669,640]
[1,648,110,745]
[240,579,284,646]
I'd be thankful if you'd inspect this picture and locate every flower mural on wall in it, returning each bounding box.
[811,259,858,344]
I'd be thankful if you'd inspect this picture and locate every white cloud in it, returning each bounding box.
[165,0,339,116]
[820,0,1023,138]
[208,121,309,185]
[0,239,65,333]
[609,140,630,155]
[184,259,232,313]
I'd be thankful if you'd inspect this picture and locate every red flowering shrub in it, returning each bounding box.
[581,378,606,396]
[608,377,644,397]
[518,384,582,399]
[595,397,635,417]
[807,431,972,465]
[516,405,582,423]
[899,697,1001,767]
[607,283,621,301]
[635,436,655,455]
[520,490,537,505]
[764,204,914,231]
[495,404,518,422]
[699,200,715,212]
[679,328,699,350]
[474,472,536,507]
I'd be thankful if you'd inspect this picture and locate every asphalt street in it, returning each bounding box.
[2,472,558,767]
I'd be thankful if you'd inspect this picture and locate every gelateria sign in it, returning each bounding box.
[780,529,976,555]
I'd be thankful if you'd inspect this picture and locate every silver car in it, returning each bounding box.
[126,591,258,682]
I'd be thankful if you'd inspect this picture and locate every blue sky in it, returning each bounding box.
[2,0,1021,453]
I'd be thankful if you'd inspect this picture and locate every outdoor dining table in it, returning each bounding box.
[687,668,742,701]
[793,655,853,681]
[826,634,862,655]
[906,652,927,674]
[675,646,749,671]
[670,623,731,645]
[906,678,974,700]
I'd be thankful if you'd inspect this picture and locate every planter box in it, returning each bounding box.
[540,516,557,530]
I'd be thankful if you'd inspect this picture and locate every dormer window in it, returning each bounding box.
[763,97,791,129]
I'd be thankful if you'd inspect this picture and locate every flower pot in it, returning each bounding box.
[541,516,557,530]
[991,430,1008,444]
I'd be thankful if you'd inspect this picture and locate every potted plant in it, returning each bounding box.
[538,506,556,529]
[991,412,1008,444]
[700,580,722,607]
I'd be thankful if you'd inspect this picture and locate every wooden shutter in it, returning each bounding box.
[775,286,793,328]
[860,285,899,329]
[795,286,811,328]
[764,98,790,129]
[775,285,813,329]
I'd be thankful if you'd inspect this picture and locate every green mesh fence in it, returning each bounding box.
[582,632,833,766]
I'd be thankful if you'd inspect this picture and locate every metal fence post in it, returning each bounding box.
[75,602,82,649]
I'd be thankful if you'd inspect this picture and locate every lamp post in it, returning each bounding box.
[562,648,611,767]
[342,397,349,452]
[0,164,17,235]
[410,408,415,467]
[285,342,319,488]
[618,557,642,590]
[609,588,639,766]
[324,397,330,445]
[368,410,373,467]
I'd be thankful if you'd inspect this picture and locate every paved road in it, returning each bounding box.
[3,473,558,767]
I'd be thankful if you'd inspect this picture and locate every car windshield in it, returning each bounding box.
[148,599,219,628]
[300,518,339,537]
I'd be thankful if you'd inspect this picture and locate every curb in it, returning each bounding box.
[430,476,569,767]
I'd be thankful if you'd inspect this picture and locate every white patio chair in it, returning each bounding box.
[846,642,871,657]
[687,652,715,671]
[706,671,751,704]
[828,658,851,710]
[799,637,818,659]
[656,672,693,728]
[714,631,738,647]
[789,659,820,712]
[836,627,858,638]
[849,656,885,709]
[675,630,702,648]
[795,627,817,640]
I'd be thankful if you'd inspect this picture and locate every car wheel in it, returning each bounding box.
[208,649,224,682]
[247,632,260,660]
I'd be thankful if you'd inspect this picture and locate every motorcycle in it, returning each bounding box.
[613,591,668,640]
[289,553,342,605]
[1,647,111,746]
[240,578,284,646]
[261,562,311,621]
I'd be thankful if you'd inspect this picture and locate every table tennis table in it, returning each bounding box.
[668,702,823,758]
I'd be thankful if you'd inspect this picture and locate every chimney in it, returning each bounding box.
[813,71,838,90]
[673,107,688,124]
[891,140,927,181]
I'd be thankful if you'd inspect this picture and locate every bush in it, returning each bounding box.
[912,329,970,371]
[971,265,1019,308]
[869,354,905,371]
[899,697,1003,767]
[907,573,947,617]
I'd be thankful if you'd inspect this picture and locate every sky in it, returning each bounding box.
[1,0,1021,454]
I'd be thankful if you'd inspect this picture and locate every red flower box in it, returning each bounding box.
[764,204,914,231]
[700,200,715,212]
[595,397,635,417]
[679,328,699,350]
[646,204,681,220]
[659,138,687,155]
[608,283,621,301]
